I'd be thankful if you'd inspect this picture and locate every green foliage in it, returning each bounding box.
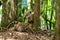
[41,0,55,30]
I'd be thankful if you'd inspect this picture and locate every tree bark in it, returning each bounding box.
[1,0,9,27]
[11,0,18,20]
[18,0,22,17]
[33,0,40,31]
[55,0,60,40]
[1,0,18,27]
[30,0,34,11]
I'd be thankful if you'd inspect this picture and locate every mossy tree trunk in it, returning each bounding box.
[30,0,34,11]
[19,0,22,16]
[55,0,60,40]
[1,0,18,27]
[1,0,9,27]
[11,0,18,20]
[33,0,40,31]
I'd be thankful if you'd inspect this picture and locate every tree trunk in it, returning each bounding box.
[20,0,22,16]
[1,0,18,27]
[1,0,9,27]
[30,0,34,11]
[11,0,18,20]
[55,0,60,40]
[33,0,40,31]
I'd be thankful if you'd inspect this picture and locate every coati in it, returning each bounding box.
[24,11,34,24]
[23,11,34,33]
[7,21,25,32]
[6,21,17,31]
[7,21,18,29]
[7,11,34,32]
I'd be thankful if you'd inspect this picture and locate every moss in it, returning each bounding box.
[32,25,40,31]
[1,23,8,27]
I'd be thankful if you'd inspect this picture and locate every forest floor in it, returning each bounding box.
[0,30,54,40]
[0,21,55,40]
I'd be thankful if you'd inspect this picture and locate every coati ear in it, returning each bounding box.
[0,1,2,6]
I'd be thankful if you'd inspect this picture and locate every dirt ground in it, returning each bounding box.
[0,30,54,40]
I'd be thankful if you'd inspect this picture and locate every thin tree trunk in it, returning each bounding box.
[20,0,22,16]
[33,0,40,31]
[30,0,33,11]
[55,0,60,40]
